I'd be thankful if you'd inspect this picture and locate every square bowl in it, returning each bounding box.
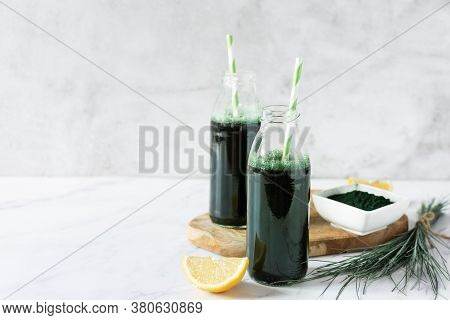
[312,184,410,236]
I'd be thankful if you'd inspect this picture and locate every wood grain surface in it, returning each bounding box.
[187,195,408,257]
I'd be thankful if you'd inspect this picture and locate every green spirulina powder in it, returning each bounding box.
[328,190,392,211]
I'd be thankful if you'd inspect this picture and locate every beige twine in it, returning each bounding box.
[418,211,450,240]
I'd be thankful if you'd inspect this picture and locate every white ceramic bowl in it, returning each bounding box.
[312,184,410,235]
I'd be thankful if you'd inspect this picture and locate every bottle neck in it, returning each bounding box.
[212,71,259,123]
[222,70,256,89]
[261,105,299,126]
[249,105,309,170]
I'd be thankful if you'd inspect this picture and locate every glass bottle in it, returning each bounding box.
[247,105,310,285]
[210,71,260,227]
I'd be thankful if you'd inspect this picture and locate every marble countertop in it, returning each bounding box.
[0,177,449,300]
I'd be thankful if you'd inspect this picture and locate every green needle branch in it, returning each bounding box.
[304,199,450,299]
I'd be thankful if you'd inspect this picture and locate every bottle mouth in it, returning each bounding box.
[223,70,255,85]
[262,105,299,124]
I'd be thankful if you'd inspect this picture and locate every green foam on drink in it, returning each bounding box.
[249,149,310,172]
[212,113,261,125]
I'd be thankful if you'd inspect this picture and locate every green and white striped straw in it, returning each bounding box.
[282,57,303,161]
[288,57,303,112]
[226,34,239,117]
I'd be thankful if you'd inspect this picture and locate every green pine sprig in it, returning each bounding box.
[304,199,450,299]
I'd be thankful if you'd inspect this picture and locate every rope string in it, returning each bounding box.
[418,211,450,240]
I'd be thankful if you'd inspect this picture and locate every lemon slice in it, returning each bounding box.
[182,256,248,293]
[347,177,393,191]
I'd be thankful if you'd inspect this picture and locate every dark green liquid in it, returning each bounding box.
[209,120,260,226]
[247,164,310,285]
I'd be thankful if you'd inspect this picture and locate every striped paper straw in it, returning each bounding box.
[282,57,303,161]
[226,34,239,117]
[289,57,303,112]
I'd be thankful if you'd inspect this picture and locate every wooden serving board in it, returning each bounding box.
[187,194,408,257]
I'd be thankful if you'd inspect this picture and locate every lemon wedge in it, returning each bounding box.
[182,256,248,293]
[347,177,393,191]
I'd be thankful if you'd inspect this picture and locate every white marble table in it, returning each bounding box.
[0,177,449,300]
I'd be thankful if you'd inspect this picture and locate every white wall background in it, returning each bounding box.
[0,0,449,178]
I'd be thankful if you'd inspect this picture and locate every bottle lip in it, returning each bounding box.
[262,105,299,124]
[223,70,255,84]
